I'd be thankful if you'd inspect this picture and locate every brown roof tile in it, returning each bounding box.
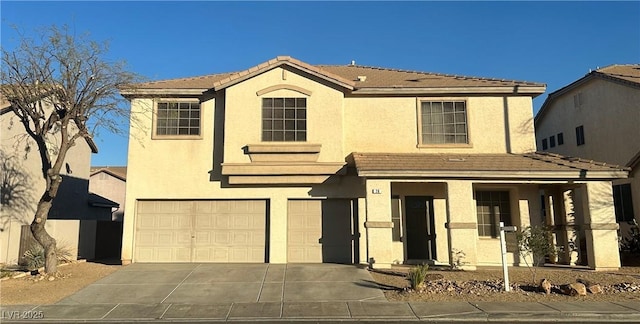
[350,152,628,178]
[318,65,544,88]
[594,64,640,86]
[129,56,545,93]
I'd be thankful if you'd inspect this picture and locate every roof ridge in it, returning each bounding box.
[316,64,543,86]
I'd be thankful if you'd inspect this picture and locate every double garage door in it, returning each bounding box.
[134,199,356,263]
[135,200,266,262]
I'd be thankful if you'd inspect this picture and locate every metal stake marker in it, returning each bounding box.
[499,221,517,292]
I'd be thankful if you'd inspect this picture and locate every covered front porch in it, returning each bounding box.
[349,152,629,271]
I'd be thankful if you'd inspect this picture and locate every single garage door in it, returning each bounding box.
[287,199,357,263]
[135,200,266,263]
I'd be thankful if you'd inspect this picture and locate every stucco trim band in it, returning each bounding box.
[256,85,312,96]
[365,221,394,228]
[584,223,619,230]
[445,222,477,229]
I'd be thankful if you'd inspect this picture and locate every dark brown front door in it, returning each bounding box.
[405,196,437,260]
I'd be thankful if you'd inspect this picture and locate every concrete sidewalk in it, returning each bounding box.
[2,301,640,323]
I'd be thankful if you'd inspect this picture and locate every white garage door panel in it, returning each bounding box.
[135,200,266,263]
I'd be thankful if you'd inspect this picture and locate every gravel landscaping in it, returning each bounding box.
[369,265,640,302]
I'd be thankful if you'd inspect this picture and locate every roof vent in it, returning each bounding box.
[350,60,356,66]
[447,158,466,162]
[357,75,367,82]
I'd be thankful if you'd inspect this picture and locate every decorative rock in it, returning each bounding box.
[577,279,602,294]
[48,276,55,281]
[560,283,587,296]
[540,279,552,295]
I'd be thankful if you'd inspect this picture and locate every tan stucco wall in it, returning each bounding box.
[344,96,536,154]
[1,101,91,264]
[536,80,640,166]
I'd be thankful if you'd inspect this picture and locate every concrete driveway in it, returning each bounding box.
[58,263,386,305]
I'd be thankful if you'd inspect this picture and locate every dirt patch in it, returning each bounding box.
[370,265,640,302]
[0,261,120,305]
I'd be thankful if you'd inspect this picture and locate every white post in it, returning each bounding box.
[499,222,517,292]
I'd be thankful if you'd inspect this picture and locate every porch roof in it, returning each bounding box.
[349,152,630,180]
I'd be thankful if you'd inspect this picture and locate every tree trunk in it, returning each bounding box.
[30,174,63,274]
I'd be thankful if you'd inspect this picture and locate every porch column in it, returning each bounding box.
[581,181,621,270]
[445,180,478,270]
[560,188,579,265]
[364,179,393,269]
[269,195,287,263]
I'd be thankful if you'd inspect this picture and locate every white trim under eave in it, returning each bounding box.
[356,170,629,180]
[352,86,547,96]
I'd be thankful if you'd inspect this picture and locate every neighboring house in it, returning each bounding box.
[90,166,127,221]
[87,166,127,259]
[120,56,628,270]
[535,64,640,242]
[0,93,116,265]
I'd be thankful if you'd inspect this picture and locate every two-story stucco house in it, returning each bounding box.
[535,64,640,245]
[121,57,628,270]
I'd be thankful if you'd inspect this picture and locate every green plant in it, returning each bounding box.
[22,241,74,270]
[23,245,45,270]
[407,264,429,290]
[516,225,556,283]
[619,221,640,254]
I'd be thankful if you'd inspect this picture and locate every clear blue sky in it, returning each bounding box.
[2,1,639,166]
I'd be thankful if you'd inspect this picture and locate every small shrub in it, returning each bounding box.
[450,249,467,270]
[517,225,556,283]
[23,245,45,270]
[407,264,429,290]
[22,241,75,270]
[620,221,640,254]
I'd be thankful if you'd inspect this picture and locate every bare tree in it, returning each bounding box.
[1,25,141,273]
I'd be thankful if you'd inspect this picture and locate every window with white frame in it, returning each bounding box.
[476,191,512,238]
[262,98,307,141]
[156,101,200,136]
[419,100,468,145]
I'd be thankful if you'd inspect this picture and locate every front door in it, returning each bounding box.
[405,196,437,260]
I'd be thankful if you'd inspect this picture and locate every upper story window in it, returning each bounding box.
[156,101,200,136]
[549,135,556,148]
[419,100,468,145]
[262,98,307,142]
[541,138,548,150]
[557,133,564,145]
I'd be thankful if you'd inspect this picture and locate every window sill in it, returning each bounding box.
[417,143,473,149]
[151,134,203,140]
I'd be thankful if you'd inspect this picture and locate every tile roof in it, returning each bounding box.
[350,152,629,179]
[90,166,127,180]
[318,65,543,88]
[594,64,640,86]
[126,56,545,94]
